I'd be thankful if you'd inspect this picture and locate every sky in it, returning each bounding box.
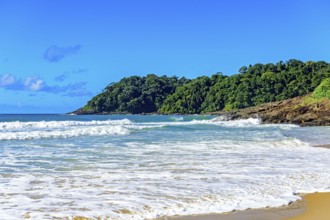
[0,0,330,113]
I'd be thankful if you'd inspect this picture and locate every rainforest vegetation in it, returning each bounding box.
[78,59,330,114]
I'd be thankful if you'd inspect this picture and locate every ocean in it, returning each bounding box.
[0,114,330,219]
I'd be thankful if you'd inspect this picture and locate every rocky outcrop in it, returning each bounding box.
[214,95,330,126]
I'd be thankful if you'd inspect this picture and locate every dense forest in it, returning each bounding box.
[77,59,330,114]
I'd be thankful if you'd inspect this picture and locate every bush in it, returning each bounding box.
[313,78,330,99]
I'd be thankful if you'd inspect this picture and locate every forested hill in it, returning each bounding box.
[74,59,330,114]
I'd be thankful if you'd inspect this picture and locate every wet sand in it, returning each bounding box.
[288,192,330,220]
[156,197,305,220]
[157,193,330,220]
[314,144,330,149]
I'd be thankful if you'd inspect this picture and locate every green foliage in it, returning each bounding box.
[313,78,330,99]
[80,60,330,114]
[159,76,214,114]
[83,74,188,113]
[201,60,330,113]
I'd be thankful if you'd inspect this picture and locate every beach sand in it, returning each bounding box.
[157,193,330,220]
[314,144,330,149]
[287,192,330,220]
[156,198,304,220]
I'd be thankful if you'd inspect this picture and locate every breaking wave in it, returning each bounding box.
[0,117,297,141]
[0,119,141,140]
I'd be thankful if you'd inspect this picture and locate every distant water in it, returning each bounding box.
[1,114,330,219]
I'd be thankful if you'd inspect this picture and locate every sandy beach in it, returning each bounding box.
[288,192,330,220]
[156,192,330,220]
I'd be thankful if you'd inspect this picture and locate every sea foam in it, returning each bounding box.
[1,137,330,219]
[0,119,145,140]
[1,115,330,219]
[0,118,267,140]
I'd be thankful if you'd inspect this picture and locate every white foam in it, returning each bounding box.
[211,117,299,129]
[0,125,131,140]
[216,117,261,127]
[0,118,295,141]
[143,118,262,127]
[1,117,330,219]
[169,116,184,121]
[0,119,149,140]
[0,118,132,130]
[1,136,330,219]
[0,118,277,141]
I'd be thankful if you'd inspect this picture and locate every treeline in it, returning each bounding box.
[82,75,190,114]
[79,59,330,114]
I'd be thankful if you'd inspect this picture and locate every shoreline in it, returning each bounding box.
[314,144,330,149]
[156,144,330,220]
[156,192,330,220]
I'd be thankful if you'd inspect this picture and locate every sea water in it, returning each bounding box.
[0,114,330,219]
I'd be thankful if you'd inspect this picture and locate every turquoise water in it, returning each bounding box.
[1,114,330,219]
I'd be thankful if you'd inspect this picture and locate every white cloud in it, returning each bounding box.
[0,74,92,97]
[23,77,45,91]
[0,74,15,86]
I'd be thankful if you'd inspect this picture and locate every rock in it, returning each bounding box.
[216,94,330,126]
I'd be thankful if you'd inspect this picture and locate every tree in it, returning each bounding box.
[239,66,248,74]
[78,60,330,114]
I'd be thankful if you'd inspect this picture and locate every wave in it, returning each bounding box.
[0,125,132,140]
[0,117,297,141]
[1,136,330,219]
[141,117,261,127]
[0,118,132,130]
[0,119,148,140]
[169,116,184,121]
[210,117,299,128]
[212,117,261,127]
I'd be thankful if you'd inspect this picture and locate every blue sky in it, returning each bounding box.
[1,0,329,113]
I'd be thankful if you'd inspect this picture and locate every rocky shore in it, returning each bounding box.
[72,93,330,127]
[214,95,330,126]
